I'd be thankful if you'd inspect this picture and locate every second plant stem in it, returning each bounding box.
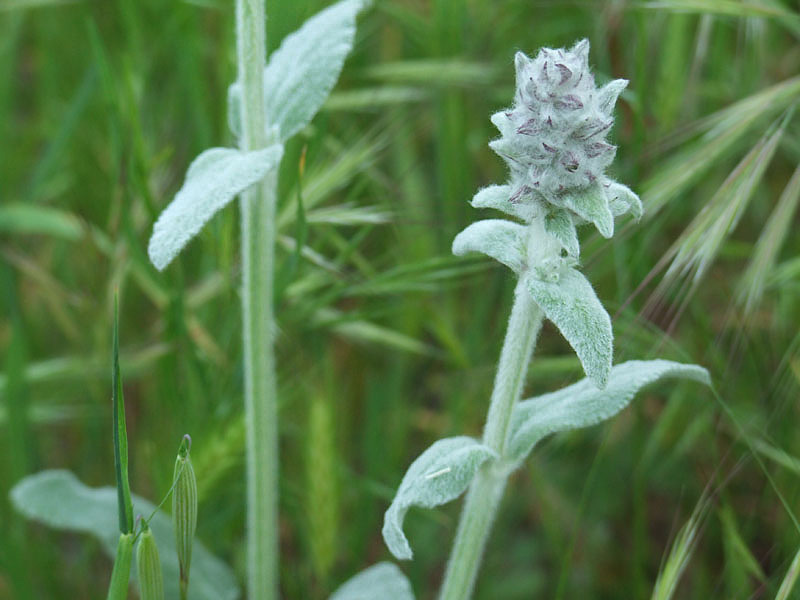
[439,279,544,600]
[237,1,278,599]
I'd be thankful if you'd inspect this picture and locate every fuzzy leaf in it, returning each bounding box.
[470,185,537,222]
[10,470,240,600]
[565,183,614,238]
[330,563,414,600]
[264,0,366,141]
[382,437,497,560]
[525,268,612,387]
[148,145,283,271]
[488,136,532,169]
[507,360,710,464]
[605,180,642,219]
[545,209,579,256]
[597,79,628,115]
[452,219,528,273]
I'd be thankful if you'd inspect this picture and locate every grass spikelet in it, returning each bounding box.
[136,521,165,600]
[305,395,339,584]
[172,435,198,600]
[191,418,244,504]
[640,77,800,218]
[645,111,790,319]
[651,496,710,600]
[736,162,800,315]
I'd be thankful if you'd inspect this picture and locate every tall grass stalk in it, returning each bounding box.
[235,1,279,599]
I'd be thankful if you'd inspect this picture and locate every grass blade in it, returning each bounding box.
[639,0,800,37]
[0,203,83,240]
[776,547,800,600]
[112,296,134,534]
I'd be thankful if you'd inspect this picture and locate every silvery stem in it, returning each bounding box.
[236,1,279,599]
[439,278,543,600]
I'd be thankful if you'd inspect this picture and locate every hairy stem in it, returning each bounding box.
[439,280,543,600]
[236,1,279,599]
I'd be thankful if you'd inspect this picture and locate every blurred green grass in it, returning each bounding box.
[1,0,800,598]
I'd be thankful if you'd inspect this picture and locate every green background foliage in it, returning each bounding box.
[1,0,799,598]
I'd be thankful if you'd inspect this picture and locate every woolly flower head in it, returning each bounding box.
[476,39,641,250]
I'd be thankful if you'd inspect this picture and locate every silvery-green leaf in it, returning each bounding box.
[488,136,533,168]
[604,180,643,220]
[452,219,528,273]
[565,183,614,238]
[382,437,497,560]
[470,185,537,222]
[264,0,366,141]
[227,82,242,139]
[545,209,579,257]
[10,470,239,600]
[597,79,628,115]
[490,110,516,137]
[525,268,612,387]
[329,562,414,600]
[507,360,710,464]
[148,145,283,271]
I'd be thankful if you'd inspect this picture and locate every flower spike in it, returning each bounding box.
[478,39,640,251]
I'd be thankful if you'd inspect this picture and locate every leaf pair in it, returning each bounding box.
[147,0,367,272]
[466,182,641,260]
[454,220,613,387]
[381,360,710,561]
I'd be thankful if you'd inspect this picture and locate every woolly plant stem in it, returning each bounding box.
[236,2,279,600]
[439,280,543,600]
